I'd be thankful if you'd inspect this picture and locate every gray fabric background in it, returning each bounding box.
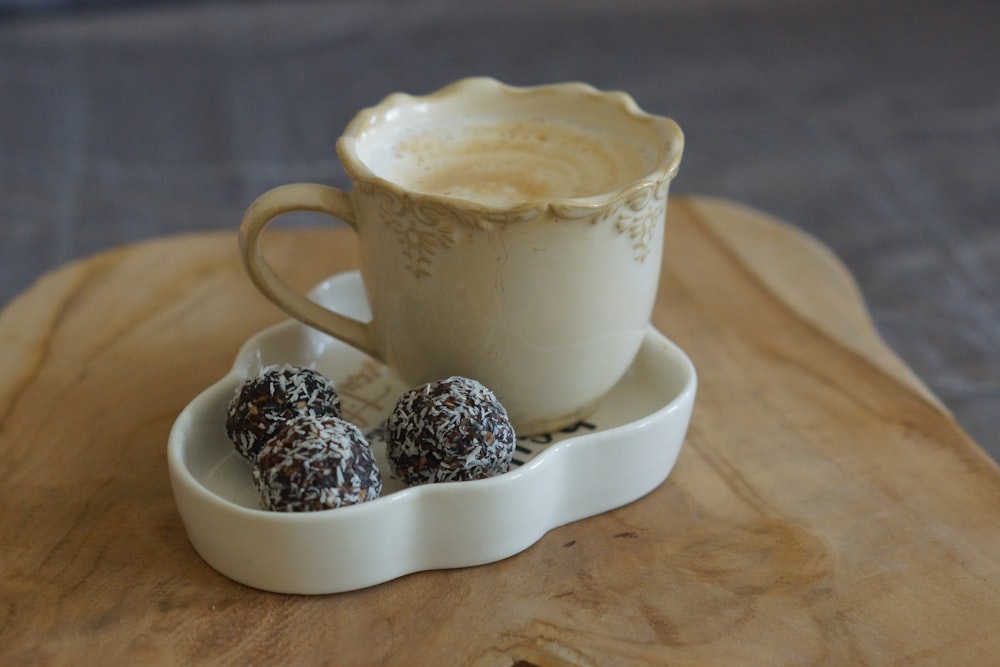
[2,0,997,457]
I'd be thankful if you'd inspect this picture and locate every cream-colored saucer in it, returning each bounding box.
[167,271,697,594]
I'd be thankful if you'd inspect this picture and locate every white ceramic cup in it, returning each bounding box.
[239,77,683,435]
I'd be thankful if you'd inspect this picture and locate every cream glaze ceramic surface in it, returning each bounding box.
[239,78,684,435]
[167,271,697,594]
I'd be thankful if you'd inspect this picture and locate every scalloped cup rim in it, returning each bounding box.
[334,77,685,218]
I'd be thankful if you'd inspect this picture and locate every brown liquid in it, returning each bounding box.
[375,117,651,206]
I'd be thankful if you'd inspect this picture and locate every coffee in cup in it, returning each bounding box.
[240,77,683,435]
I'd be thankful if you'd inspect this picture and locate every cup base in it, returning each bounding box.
[513,398,603,438]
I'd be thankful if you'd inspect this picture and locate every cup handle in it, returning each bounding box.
[239,183,379,359]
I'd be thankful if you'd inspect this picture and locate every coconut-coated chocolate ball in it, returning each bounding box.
[225,364,341,462]
[254,414,382,512]
[385,376,516,485]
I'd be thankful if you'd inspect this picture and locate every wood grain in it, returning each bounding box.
[1,197,998,666]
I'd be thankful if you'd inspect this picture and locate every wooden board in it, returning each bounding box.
[2,196,998,665]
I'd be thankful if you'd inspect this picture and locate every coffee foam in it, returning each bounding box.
[363,115,655,207]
